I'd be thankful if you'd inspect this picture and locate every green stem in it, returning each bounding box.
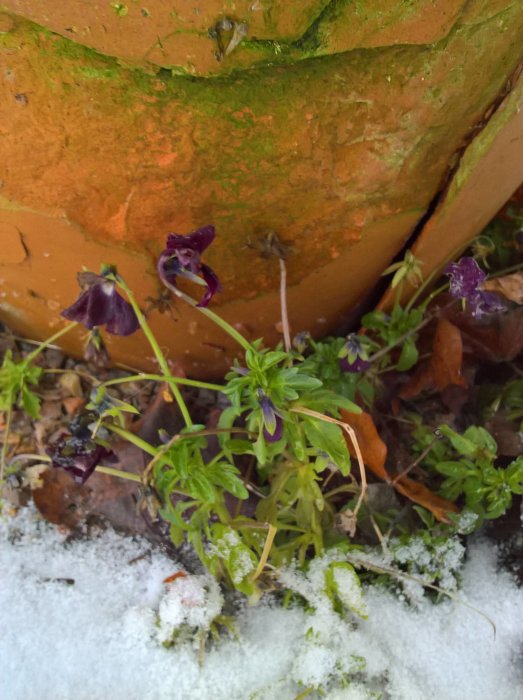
[488,261,523,278]
[100,373,224,393]
[106,423,157,456]
[161,280,254,353]
[95,465,142,483]
[115,277,192,428]
[25,322,77,363]
[5,451,141,484]
[0,402,13,482]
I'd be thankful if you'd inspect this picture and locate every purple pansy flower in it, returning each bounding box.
[339,334,371,374]
[62,271,139,336]
[444,257,506,318]
[157,225,221,308]
[258,392,283,443]
[46,435,117,485]
[46,411,117,484]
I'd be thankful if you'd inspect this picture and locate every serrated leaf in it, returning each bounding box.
[303,418,351,475]
[186,471,215,502]
[209,463,249,500]
[21,386,41,419]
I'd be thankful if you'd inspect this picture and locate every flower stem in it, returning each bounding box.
[0,402,13,482]
[115,277,193,428]
[25,322,77,363]
[279,259,292,353]
[106,423,157,456]
[95,465,142,483]
[100,373,224,393]
[160,280,254,353]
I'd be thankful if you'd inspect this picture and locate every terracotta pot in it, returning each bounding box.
[0,1,522,376]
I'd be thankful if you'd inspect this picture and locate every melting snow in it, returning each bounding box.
[0,507,522,700]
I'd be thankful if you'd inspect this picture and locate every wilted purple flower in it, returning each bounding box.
[62,271,139,336]
[157,225,221,308]
[46,434,117,484]
[467,290,506,318]
[258,392,283,443]
[339,334,371,373]
[444,257,505,318]
[445,257,486,298]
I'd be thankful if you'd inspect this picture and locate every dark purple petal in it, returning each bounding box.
[157,251,181,289]
[197,264,221,308]
[445,257,486,299]
[105,290,140,336]
[340,357,371,373]
[62,282,115,329]
[46,434,117,485]
[467,290,506,318]
[166,225,215,256]
[263,415,283,443]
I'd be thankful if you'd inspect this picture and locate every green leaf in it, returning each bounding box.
[438,425,478,456]
[208,463,249,500]
[324,561,368,618]
[186,471,215,502]
[303,418,351,476]
[462,426,497,456]
[396,337,418,371]
[253,434,267,465]
[436,461,469,478]
[281,372,323,392]
[300,390,362,415]
[20,386,41,419]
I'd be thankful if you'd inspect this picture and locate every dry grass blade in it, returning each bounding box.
[346,554,496,637]
[251,523,277,581]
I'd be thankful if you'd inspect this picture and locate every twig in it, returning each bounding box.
[346,554,496,637]
[279,258,292,353]
[392,437,437,485]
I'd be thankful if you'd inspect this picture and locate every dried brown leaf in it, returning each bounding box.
[430,318,467,392]
[483,271,523,305]
[394,476,459,523]
[340,409,390,482]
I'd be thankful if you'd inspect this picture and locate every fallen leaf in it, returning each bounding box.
[62,396,85,416]
[446,305,523,362]
[59,372,83,398]
[394,476,459,523]
[340,409,459,524]
[399,360,434,399]
[483,271,523,305]
[340,409,389,482]
[164,571,187,584]
[430,318,467,391]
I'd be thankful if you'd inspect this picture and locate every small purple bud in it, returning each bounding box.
[258,393,284,443]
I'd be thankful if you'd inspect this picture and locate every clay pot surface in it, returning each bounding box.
[0,1,522,376]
